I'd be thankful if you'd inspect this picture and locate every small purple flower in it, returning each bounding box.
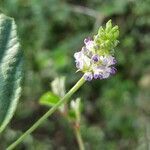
[84,38,94,50]
[93,72,99,79]
[74,52,81,59]
[93,69,104,79]
[107,56,117,65]
[76,61,83,69]
[83,72,93,81]
[81,47,88,53]
[100,56,108,65]
[94,72,103,79]
[100,55,116,66]
[102,72,110,79]
[74,50,91,70]
[110,67,117,74]
[95,66,111,79]
[84,37,91,44]
[99,74,103,79]
[92,54,99,62]
[113,58,117,64]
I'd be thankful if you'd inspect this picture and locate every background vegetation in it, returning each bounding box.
[0,0,149,149]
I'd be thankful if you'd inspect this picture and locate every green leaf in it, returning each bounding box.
[39,92,60,107]
[68,109,76,121]
[0,14,23,133]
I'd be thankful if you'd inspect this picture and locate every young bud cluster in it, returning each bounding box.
[74,20,119,81]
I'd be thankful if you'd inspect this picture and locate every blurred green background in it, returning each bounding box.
[0,0,150,149]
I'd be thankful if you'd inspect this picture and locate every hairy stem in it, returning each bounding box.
[7,76,85,150]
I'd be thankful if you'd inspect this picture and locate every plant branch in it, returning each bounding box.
[7,76,85,150]
[74,124,85,150]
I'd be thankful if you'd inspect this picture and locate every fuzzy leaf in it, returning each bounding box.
[0,14,23,133]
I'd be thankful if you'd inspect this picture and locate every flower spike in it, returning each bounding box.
[74,20,119,81]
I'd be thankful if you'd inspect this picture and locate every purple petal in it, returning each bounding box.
[75,60,84,69]
[102,72,110,79]
[107,56,117,65]
[113,58,117,64]
[110,67,117,74]
[76,61,80,68]
[84,37,91,44]
[83,72,93,81]
[93,73,99,79]
[74,52,82,59]
[93,71,104,79]
[92,54,99,62]
[81,47,88,53]
[99,74,103,79]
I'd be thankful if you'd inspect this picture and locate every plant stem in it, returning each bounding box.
[7,76,85,150]
[74,126,85,150]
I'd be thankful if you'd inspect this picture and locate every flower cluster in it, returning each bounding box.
[74,20,119,81]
